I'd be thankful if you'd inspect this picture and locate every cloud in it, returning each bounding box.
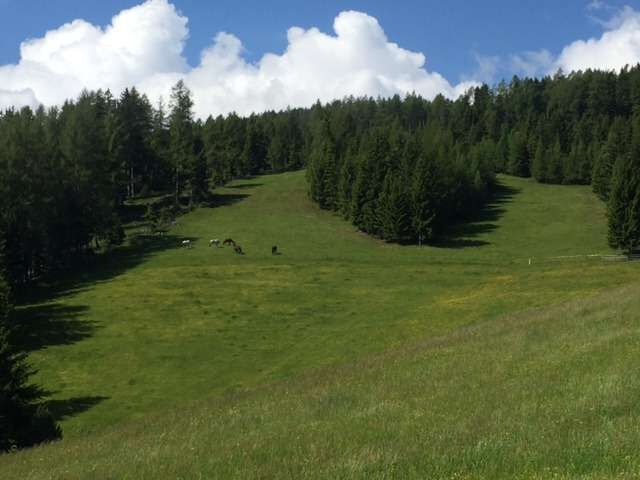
[0,0,475,117]
[555,6,640,73]
[466,53,501,84]
[586,0,607,12]
[509,50,554,78]
[477,5,640,81]
[0,87,38,111]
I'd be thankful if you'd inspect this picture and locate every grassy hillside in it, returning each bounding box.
[2,171,639,478]
[4,281,640,478]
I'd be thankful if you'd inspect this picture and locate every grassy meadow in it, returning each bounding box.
[2,171,639,478]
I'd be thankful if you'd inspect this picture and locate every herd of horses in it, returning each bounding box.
[181,238,278,256]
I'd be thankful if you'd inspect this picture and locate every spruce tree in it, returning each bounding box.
[608,116,640,252]
[337,149,356,217]
[169,80,195,206]
[0,251,60,451]
[411,154,442,242]
[547,137,564,184]
[592,146,614,200]
[531,139,548,182]
[378,171,410,242]
[507,130,530,177]
[607,154,640,252]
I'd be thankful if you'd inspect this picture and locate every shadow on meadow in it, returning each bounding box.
[227,183,263,190]
[201,192,250,209]
[15,187,255,352]
[19,234,200,306]
[43,396,110,423]
[11,303,95,353]
[433,181,520,249]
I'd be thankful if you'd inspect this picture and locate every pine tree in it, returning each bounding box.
[547,137,564,184]
[112,88,153,199]
[378,171,410,242]
[149,99,172,191]
[607,151,640,252]
[307,117,336,209]
[169,80,195,206]
[495,130,509,173]
[592,146,614,200]
[592,123,624,200]
[507,130,530,177]
[563,142,581,184]
[0,251,60,452]
[411,153,443,242]
[242,120,267,176]
[531,139,548,182]
[321,154,338,210]
[337,149,356,217]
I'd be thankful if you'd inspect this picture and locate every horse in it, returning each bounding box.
[234,245,244,255]
[181,239,192,249]
[209,239,220,248]
[223,238,236,247]
[271,245,278,255]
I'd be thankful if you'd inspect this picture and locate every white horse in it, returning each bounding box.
[182,239,192,249]
[209,239,220,248]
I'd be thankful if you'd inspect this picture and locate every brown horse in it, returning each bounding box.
[223,238,236,247]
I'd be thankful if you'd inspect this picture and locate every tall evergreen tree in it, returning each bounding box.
[149,99,172,192]
[507,130,530,177]
[592,145,614,200]
[0,249,60,452]
[111,88,153,199]
[378,171,410,242]
[169,80,195,206]
[531,139,548,182]
[607,131,640,252]
[411,153,444,242]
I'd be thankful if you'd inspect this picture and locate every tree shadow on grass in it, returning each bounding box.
[14,185,256,351]
[43,396,109,423]
[201,192,250,209]
[11,303,96,353]
[19,233,201,306]
[227,183,263,190]
[432,182,520,249]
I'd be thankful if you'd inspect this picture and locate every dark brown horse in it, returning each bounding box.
[223,238,236,247]
[271,245,278,255]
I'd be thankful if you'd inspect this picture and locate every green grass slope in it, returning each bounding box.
[2,171,639,478]
[4,281,640,479]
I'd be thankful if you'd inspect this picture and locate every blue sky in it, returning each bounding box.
[1,0,640,116]
[1,0,633,81]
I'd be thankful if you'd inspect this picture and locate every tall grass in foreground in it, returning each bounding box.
[4,283,640,479]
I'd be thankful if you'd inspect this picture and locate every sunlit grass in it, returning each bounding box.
[2,171,639,478]
[5,282,640,479]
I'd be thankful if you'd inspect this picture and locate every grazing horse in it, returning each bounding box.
[181,239,192,249]
[209,239,220,248]
[223,238,236,247]
[234,245,244,255]
[271,245,278,255]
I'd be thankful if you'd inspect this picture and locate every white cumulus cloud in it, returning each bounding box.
[555,6,640,73]
[503,5,640,79]
[0,0,475,117]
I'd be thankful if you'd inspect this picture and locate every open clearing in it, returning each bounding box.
[3,171,639,478]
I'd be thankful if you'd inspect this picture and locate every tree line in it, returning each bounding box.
[4,67,640,290]
[0,81,309,288]
[306,66,640,251]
